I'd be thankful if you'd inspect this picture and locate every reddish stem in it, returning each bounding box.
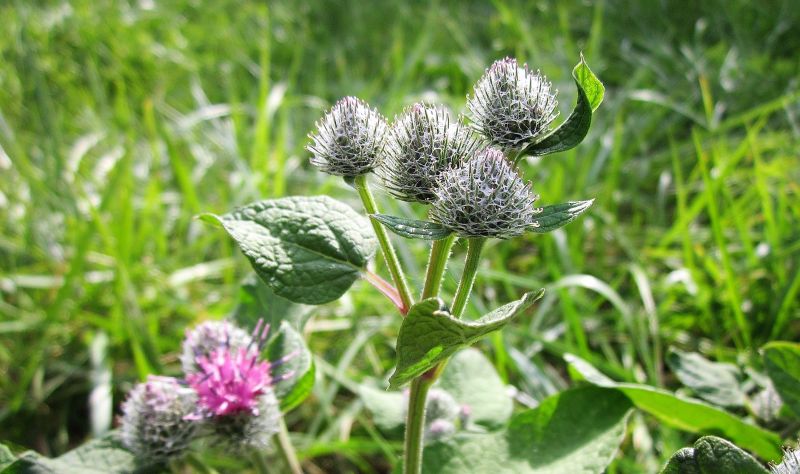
[363,270,408,315]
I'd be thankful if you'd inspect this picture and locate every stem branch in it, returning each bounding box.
[354,174,413,313]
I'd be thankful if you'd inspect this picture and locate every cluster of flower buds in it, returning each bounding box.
[307,57,560,241]
[119,319,288,464]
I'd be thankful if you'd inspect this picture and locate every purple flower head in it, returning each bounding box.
[186,320,293,418]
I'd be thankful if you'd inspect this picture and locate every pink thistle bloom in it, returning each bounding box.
[186,320,294,418]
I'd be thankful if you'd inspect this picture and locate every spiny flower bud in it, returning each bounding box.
[186,320,290,449]
[771,442,800,474]
[425,388,460,422]
[307,96,389,177]
[208,391,282,449]
[181,320,253,375]
[380,103,480,203]
[467,57,558,151]
[429,148,539,239]
[120,376,198,462]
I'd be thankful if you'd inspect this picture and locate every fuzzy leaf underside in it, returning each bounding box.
[666,348,745,408]
[389,289,545,388]
[201,196,377,305]
[528,200,594,233]
[360,349,512,433]
[2,432,137,473]
[370,214,452,240]
[522,55,604,157]
[762,341,800,417]
[660,436,769,474]
[566,354,781,460]
[267,321,315,412]
[422,387,631,474]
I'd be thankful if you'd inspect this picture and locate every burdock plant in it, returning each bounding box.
[201,55,606,473]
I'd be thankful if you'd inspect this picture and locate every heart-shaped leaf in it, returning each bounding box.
[566,354,781,460]
[267,321,315,412]
[762,341,800,417]
[528,200,594,233]
[389,290,544,389]
[660,436,769,474]
[522,55,604,157]
[422,386,631,473]
[201,196,377,305]
[370,214,452,240]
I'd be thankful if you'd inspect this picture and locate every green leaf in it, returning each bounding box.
[528,200,594,233]
[360,349,512,434]
[566,354,781,460]
[267,321,315,412]
[422,386,631,473]
[763,341,800,417]
[661,448,701,474]
[201,196,377,305]
[2,432,139,474]
[0,444,16,470]
[233,274,313,331]
[693,436,769,474]
[370,214,452,240]
[522,55,604,157]
[358,385,406,433]
[437,348,513,429]
[666,348,745,407]
[389,290,545,389]
[660,437,769,474]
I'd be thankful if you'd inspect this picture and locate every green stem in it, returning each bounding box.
[450,238,486,318]
[275,418,303,474]
[403,375,435,474]
[421,234,457,299]
[354,174,413,313]
[250,449,272,474]
[403,233,459,473]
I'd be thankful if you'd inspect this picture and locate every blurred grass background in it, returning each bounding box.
[1,0,798,471]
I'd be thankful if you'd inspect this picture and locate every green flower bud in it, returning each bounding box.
[120,376,198,462]
[467,58,558,151]
[380,103,480,203]
[429,148,539,239]
[307,96,389,177]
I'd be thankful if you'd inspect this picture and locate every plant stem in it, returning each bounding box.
[250,449,272,474]
[353,174,413,313]
[421,234,457,299]
[276,418,303,474]
[450,238,486,318]
[402,233,459,473]
[403,375,435,474]
[363,270,406,314]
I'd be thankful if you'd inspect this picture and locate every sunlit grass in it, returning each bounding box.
[0,0,798,470]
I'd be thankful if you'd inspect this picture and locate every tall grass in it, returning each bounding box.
[1,0,798,470]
